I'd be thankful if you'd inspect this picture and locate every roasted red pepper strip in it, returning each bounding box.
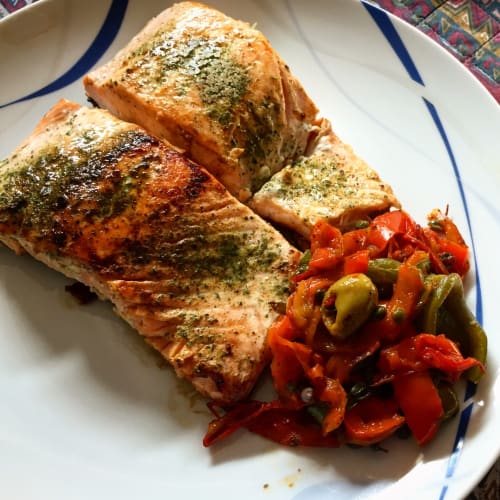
[378,333,485,382]
[246,406,342,447]
[414,334,485,381]
[392,371,443,446]
[405,249,430,268]
[367,210,418,253]
[363,261,424,343]
[424,231,470,277]
[268,316,305,401]
[419,209,470,276]
[204,397,344,448]
[378,335,426,374]
[204,400,341,448]
[343,249,370,275]
[203,400,271,447]
[324,329,381,384]
[343,396,405,445]
[310,219,343,253]
[308,221,344,273]
[268,314,329,403]
[439,239,469,276]
[427,208,467,246]
[288,276,332,330]
[308,247,343,273]
[342,228,369,256]
[315,376,348,435]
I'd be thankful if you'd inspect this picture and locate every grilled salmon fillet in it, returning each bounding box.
[250,119,400,239]
[83,1,318,202]
[0,99,301,402]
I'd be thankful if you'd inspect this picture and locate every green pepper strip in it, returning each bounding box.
[366,258,400,287]
[419,273,487,383]
[436,380,459,421]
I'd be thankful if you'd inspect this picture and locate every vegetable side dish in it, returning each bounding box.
[204,209,487,448]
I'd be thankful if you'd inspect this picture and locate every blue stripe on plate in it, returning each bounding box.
[423,98,482,404]
[0,0,128,109]
[422,98,483,331]
[361,2,483,497]
[439,402,475,499]
[283,0,429,156]
[362,2,425,86]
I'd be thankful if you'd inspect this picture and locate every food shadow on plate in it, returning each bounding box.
[208,421,423,483]
[0,247,212,438]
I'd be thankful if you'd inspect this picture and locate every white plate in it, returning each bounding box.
[1,1,499,499]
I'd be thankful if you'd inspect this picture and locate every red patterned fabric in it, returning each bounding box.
[0,0,31,16]
[372,0,500,103]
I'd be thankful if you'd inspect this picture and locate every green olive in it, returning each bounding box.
[321,273,378,339]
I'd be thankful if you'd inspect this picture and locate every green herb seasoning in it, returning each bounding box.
[155,232,282,286]
[0,130,153,231]
[125,33,250,127]
[261,154,366,206]
[121,27,284,191]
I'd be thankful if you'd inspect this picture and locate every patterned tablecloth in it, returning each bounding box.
[1,0,499,498]
[372,0,499,103]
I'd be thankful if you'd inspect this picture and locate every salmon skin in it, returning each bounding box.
[84,1,318,202]
[0,99,300,402]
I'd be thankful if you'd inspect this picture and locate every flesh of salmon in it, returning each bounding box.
[250,119,401,240]
[0,99,300,402]
[84,1,318,202]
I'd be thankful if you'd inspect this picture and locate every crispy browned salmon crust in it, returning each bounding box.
[0,99,300,402]
[84,1,318,202]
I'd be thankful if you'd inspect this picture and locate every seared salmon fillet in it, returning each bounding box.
[250,119,400,240]
[84,1,399,241]
[0,99,300,402]
[83,1,318,202]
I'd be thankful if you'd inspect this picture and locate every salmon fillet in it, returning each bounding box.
[83,1,318,202]
[84,2,399,240]
[0,99,300,402]
[250,119,401,240]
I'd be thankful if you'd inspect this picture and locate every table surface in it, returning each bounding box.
[0,0,499,499]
